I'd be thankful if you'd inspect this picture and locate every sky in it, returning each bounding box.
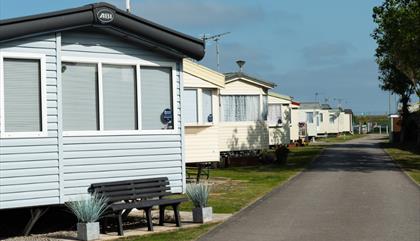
[0,0,398,114]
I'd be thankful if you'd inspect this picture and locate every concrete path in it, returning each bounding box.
[200,135,420,241]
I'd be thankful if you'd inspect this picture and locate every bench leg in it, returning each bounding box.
[172,204,181,227]
[159,206,165,226]
[145,207,154,231]
[117,212,124,236]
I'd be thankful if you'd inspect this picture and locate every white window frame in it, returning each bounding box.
[220,94,262,123]
[61,56,178,136]
[0,52,47,138]
[184,87,214,126]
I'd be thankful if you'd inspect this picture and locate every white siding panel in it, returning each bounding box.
[0,34,60,209]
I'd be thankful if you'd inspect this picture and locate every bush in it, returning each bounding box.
[275,145,289,164]
[66,193,108,223]
[186,183,210,208]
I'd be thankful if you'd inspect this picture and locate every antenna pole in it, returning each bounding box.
[215,39,220,71]
[126,0,131,12]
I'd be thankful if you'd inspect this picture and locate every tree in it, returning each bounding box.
[373,0,420,144]
[372,0,420,95]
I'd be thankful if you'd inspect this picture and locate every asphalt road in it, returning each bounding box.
[199,135,420,241]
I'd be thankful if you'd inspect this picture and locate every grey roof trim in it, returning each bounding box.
[0,2,205,60]
[224,72,276,88]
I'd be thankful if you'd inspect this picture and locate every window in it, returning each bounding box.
[202,89,213,123]
[62,62,99,131]
[262,95,268,121]
[268,104,282,126]
[0,54,46,137]
[320,113,323,122]
[184,89,198,123]
[102,64,137,130]
[221,95,260,122]
[62,58,175,134]
[183,88,213,124]
[329,115,335,124]
[141,67,173,130]
[306,112,314,124]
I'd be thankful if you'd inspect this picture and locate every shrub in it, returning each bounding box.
[275,144,290,164]
[186,183,210,208]
[66,193,108,223]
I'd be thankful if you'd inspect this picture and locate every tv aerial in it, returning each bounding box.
[201,32,231,71]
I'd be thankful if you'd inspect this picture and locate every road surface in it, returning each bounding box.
[199,135,420,241]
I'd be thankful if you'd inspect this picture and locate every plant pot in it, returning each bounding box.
[192,207,213,223]
[77,222,100,241]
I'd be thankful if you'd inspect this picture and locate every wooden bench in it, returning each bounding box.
[88,177,188,236]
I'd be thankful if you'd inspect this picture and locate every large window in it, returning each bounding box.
[306,112,314,124]
[183,88,213,124]
[221,95,260,122]
[62,63,99,131]
[268,104,282,126]
[62,59,174,134]
[329,115,335,124]
[141,67,173,130]
[0,53,46,137]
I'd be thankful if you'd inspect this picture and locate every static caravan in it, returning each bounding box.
[219,68,275,153]
[299,102,322,138]
[317,104,332,136]
[0,1,205,217]
[327,108,342,134]
[267,92,293,145]
[341,109,354,133]
[290,101,301,142]
[182,59,224,163]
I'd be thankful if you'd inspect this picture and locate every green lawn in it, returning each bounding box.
[116,222,220,241]
[319,134,366,143]
[382,143,420,184]
[181,145,324,213]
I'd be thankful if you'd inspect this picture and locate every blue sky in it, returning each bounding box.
[0,0,396,114]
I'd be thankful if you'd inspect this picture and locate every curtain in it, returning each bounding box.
[102,64,137,130]
[221,95,260,122]
[202,89,212,122]
[62,62,98,131]
[4,59,41,132]
[141,67,173,130]
[262,95,268,120]
[268,104,282,126]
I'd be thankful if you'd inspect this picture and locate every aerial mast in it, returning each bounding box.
[202,32,231,71]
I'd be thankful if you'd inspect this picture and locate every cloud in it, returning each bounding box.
[199,42,275,75]
[129,0,266,30]
[301,42,356,66]
[268,58,388,114]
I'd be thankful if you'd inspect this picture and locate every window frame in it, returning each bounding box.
[0,52,48,138]
[183,88,214,126]
[61,56,178,136]
[220,94,262,123]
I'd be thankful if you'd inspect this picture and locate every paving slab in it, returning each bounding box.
[199,135,420,241]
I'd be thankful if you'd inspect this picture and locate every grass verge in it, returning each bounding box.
[116,222,220,241]
[382,143,420,184]
[319,134,366,143]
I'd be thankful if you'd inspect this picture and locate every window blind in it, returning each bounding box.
[202,89,212,123]
[3,58,41,132]
[102,64,137,130]
[183,89,198,123]
[62,62,98,131]
[141,67,173,130]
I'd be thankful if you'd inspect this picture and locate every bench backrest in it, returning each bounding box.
[88,177,172,202]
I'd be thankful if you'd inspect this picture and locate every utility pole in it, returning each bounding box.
[202,32,231,71]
